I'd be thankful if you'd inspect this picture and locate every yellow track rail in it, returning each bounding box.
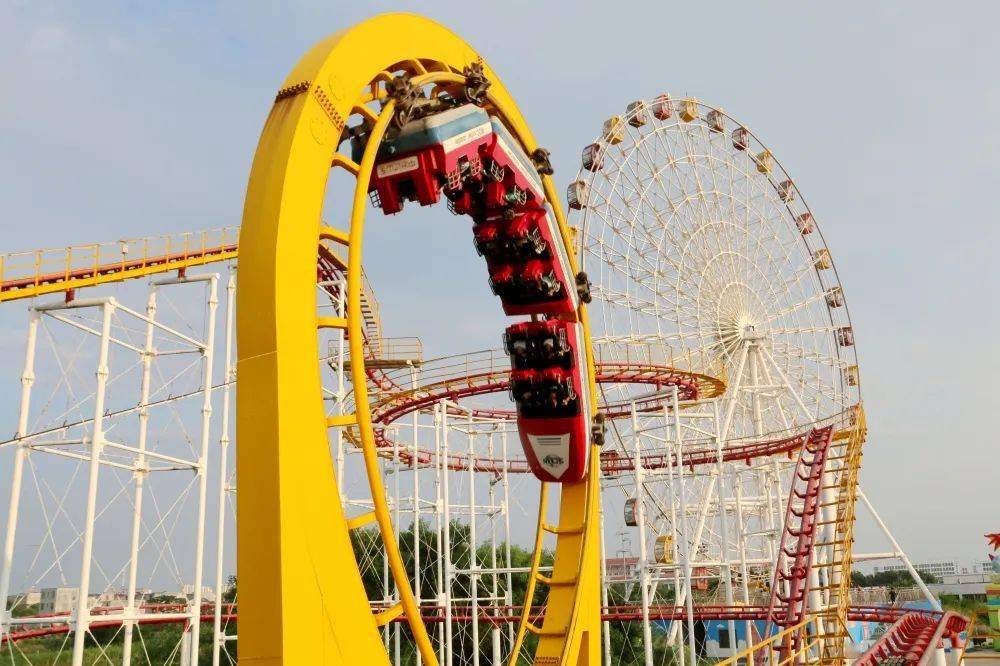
[815,405,867,664]
[236,13,602,665]
[718,615,827,665]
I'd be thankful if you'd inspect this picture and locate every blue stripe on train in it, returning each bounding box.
[385,106,491,156]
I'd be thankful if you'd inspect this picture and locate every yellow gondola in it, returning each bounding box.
[653,535,674,564]
[755,149,773,173]
[679,97,698,122]
[603,115,625,145]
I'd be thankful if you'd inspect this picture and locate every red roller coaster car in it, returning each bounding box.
[505,320,593,482]
[366,95,593,483]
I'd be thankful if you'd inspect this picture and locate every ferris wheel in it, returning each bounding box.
[568,96,861,443]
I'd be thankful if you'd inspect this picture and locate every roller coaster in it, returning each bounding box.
[0,12,970,666]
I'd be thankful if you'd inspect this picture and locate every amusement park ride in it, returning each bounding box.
[0,12,972,666]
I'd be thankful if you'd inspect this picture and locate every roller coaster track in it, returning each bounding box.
[855,611,969,665]
[1,602,941,644]
[816,405,868,663]
[765,425,834,638]
[0,228,239,303]
[360,361,817,474]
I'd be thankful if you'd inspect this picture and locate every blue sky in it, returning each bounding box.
[1,1,998,568]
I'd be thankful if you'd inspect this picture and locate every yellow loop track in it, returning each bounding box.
[235,13,602,665]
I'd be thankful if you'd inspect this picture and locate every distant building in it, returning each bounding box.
[181,584,215,603]
[975,561,996,575]
[604,557,639,580]
[39,587,78,614]
[874,561,960,578]
[91,590,130,607]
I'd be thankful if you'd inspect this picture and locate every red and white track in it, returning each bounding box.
[3,603,958,644]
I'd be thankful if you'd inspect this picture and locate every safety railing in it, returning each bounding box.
[716,615,825,666]
[0,227,240,299]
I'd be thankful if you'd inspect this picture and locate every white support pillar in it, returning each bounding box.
[212,272,236,666]
[733,468,754,662]
[467,413,480,666]
[334,278,347,484]
[631,404,654,666]
[500,430,514,652]
[393,422,402,666]
[599,488,612,665]
[486,430,501,666]
[671,389,698,666]
[122,285,158,665]
[662,403,683,648]
[72,300,114,666]
[441,403,454,666]
[857,489,941,611]
[0,308,39,638]
[712,400,737,655]
[433,403,446,665]
[183,274,219,665]
[410,363,423,666]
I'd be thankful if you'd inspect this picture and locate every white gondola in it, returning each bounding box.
[843,365,860,387]
[627,100,648,127]
[825,286,844,308]
[837,326,855,347]
[624,497,638,527]
[582,143,603,172]
[777,179,796,203]
[652,93,674,120]
[706,109,725,133]
[813,248,832,270]
[795,212,814,234]
[731,126,749,151]
[653,534,674,564]
[567,180,589,210]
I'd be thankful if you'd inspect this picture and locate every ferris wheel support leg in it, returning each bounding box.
[631,404,655,666]
[712,401,738,657]
[856,488,941,611]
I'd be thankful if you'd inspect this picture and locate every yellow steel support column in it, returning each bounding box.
[534,460,603,666]
[237,12,602,665]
